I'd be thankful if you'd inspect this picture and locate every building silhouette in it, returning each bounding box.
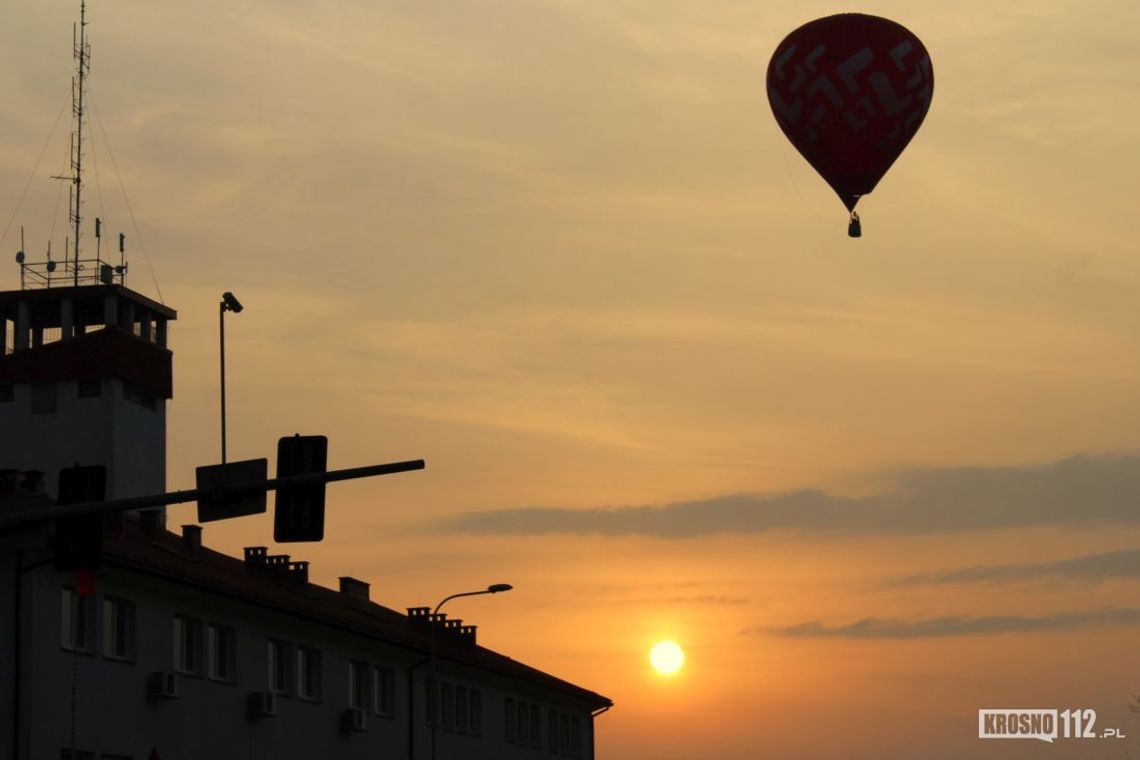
[0,270,612,760]
[0,7,611,754]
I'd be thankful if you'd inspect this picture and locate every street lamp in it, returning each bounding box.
[430,583,512,760]
[219,291,243,465]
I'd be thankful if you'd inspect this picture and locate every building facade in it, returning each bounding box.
[0,283,611,760]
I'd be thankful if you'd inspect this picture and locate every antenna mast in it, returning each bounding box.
[68,0,91,287]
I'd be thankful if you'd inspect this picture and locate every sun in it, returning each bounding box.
[649,640,685,675]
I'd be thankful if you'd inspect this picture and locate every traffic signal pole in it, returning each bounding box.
[0,459,425,533]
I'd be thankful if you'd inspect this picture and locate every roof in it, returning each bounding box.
[0,284,176,324]
[101,517,612,709]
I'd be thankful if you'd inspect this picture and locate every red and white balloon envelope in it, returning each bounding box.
[767,14,933,237]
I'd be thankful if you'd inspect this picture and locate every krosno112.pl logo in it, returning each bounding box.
[978,709,1126,742]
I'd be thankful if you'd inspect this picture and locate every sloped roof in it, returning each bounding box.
[102,517,612,709]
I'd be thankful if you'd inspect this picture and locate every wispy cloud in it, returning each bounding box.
[889,548,1140,587]
[664,594,749,606]
[435,454,1140,538]
[599,593,750,608]
[757,608,1140,639]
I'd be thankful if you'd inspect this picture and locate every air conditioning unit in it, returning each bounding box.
[247,690,278,719]
[147,671,179,702]
[342,707,367,733]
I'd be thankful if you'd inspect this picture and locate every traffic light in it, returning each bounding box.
[273,435,328,542]
[55,465,106,571]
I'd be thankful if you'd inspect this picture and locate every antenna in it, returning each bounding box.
[118,232,127,285]
[69,0,91,286]
[17,227,25,289]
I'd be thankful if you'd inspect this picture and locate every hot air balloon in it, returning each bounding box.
[767,14,933,237]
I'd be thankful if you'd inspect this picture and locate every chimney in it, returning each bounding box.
[181,524,202,552]
[339,577,370,601]
[407,607,431,632]
[243,546,268,567]
[287,560,309,584]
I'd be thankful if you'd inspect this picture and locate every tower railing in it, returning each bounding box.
[18,256,126,290]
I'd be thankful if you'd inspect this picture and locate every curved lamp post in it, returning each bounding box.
[430,583,512,760]
[219,291,243,465]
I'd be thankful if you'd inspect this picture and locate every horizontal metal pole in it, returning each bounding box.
[0,459,425,531]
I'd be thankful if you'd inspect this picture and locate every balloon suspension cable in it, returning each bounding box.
[847,211,862,238]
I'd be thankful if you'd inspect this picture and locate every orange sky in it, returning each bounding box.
[4,1,1140,757]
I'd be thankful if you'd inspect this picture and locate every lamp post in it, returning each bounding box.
[430,583,512,760]
[219,291,243,466]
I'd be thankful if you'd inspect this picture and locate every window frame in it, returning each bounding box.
[372,665,395,717]
[517,698,529,744]
[172,614,203,675]
[60,587,94,653]
[101,596,136,662]
[348,659,370,710]
[548,709,559,753]
[505,697,517,742]
[440,681,455,730]
[267,639,294,696]
[469,689,482,737]
[455,684,469,734]
[296,645,321,702]
[570,715,582,758]
[560,713,571,755]
[530,703,542,749]
[206,623,236,683]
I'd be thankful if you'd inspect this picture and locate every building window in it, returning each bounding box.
[101,597,135,661]
[297,646,321,701]
[505,698,516,741]
[60,587,93,652]
[445,685,483,737]
[505,697,542,746]
[122,383,157,410]
[268,640,293,695]
[0,384,13,402]
[455,685,469,734]
[470,689,482,737]
[349,660,368,709]
[31,382,57,414]
[77,380,102,398]
[517,698,529,744]
[440,681,454,730]
[173,615,202,674]
[530,703,541,748]
[548,709,558,753]
[560,713,571,755]
[207,624,236,681]
[570,716,582,758]
[426,678,437,726]
[372,665,394,717]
